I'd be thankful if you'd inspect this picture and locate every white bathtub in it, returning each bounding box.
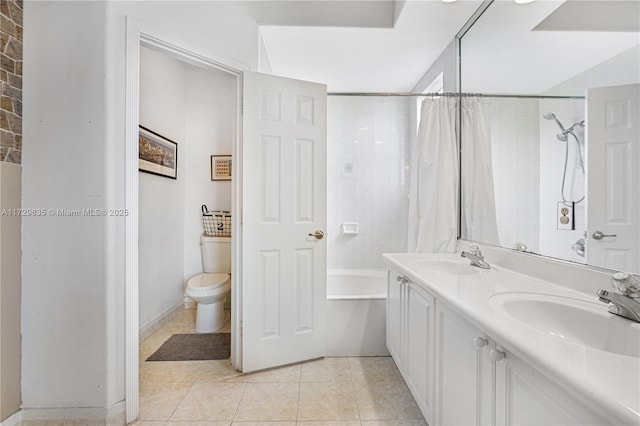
[326,269,390,356]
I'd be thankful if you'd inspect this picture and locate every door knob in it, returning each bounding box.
[308,230,325,240]
[592,231,617,240]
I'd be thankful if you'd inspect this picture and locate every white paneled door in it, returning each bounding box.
[586,84,640,272]
[242,71,327,372]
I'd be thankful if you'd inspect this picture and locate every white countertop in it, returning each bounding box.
[383,252,640,425]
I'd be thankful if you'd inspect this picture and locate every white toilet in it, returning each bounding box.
[186,235,231,333]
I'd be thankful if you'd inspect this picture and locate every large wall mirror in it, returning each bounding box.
[459,1,640,273]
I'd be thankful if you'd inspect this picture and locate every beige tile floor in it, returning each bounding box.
[136,309,426,426]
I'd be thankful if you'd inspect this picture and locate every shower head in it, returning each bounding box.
[543,111,566,130]
[560,120,586,141]
[543,111,568,140]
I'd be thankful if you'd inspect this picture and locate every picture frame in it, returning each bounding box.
[211,155,232,181]
[138,125,178,179]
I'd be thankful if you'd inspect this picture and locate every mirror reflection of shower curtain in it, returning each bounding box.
[461,97,499,245]
[408,97,458,253]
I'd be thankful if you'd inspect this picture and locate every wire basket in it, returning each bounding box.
[201,205,232,237]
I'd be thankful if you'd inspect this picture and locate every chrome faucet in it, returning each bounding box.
[597,289,640,323]
[461,245,491,269]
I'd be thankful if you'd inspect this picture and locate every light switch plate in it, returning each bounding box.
[557,202,575,230]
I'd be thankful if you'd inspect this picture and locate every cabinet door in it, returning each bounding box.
[435,302,492,426]
[386,269,405,367]
[405,283,435,424]
[494,347,611,426]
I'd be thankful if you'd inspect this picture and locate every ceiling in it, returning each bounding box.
[258,0,483,92]
[246,0,398,28]
[461,0,640,94]
[255,0,639,94]
[534,0,640,32]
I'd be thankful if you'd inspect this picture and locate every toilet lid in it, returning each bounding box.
[188,273,229,289]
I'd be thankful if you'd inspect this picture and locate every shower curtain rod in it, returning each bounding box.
[327,92,585,100]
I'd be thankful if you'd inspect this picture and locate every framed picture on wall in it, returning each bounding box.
[211,155,232,181]
[138,126,178,179]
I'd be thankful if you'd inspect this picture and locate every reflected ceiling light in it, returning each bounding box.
[441,0,459,3]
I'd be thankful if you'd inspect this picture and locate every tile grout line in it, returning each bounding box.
[230,380,249,424]
[167,377,198,423]
[295,363,302,424]
[349,358,364,426]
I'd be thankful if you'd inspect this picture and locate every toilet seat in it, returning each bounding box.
[187,273,230,292]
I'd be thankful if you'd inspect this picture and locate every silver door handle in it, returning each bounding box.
[592,231,617,240]
[308,230,325,240]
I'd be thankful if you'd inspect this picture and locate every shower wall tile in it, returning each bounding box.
[327,97,411,270]
[490,97,586,263]
[538,98,586,264]
[490,98,541,252]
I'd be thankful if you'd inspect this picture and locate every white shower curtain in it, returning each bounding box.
[408,97,459,253]
[460,97,499,245]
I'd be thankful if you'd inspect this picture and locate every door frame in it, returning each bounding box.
[124,17,247,423]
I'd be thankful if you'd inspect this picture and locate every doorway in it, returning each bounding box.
[125,21,245,424]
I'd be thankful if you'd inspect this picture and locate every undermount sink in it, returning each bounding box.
[490,292,640,358]
[417,259,481,276]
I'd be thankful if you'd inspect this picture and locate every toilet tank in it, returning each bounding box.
[201,235,231,273]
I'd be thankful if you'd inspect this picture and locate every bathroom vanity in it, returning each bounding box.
[384,252,640,426]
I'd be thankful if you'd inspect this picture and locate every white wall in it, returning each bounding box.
[545,45,640,96]
[412,40,457,94]
[23,0,258,414]
[139,47,187,329]
[183,67,235,281]
[327,96,410,270]
[22,1,108,408]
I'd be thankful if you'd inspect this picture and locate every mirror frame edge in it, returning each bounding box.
[455,0,494,240]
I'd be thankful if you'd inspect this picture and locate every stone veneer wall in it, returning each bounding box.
[1,0,22,164]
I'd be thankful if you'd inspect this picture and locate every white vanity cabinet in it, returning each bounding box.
[386,269,405,367]
[434,301,492,426]
[386,265,614,426]
[405,281,435,421]
[386,268,435,424]
[493,347,609,426]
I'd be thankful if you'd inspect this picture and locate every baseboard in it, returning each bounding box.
[20,401,125,425]
[0,410,21,426]
[139,301,185,343]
